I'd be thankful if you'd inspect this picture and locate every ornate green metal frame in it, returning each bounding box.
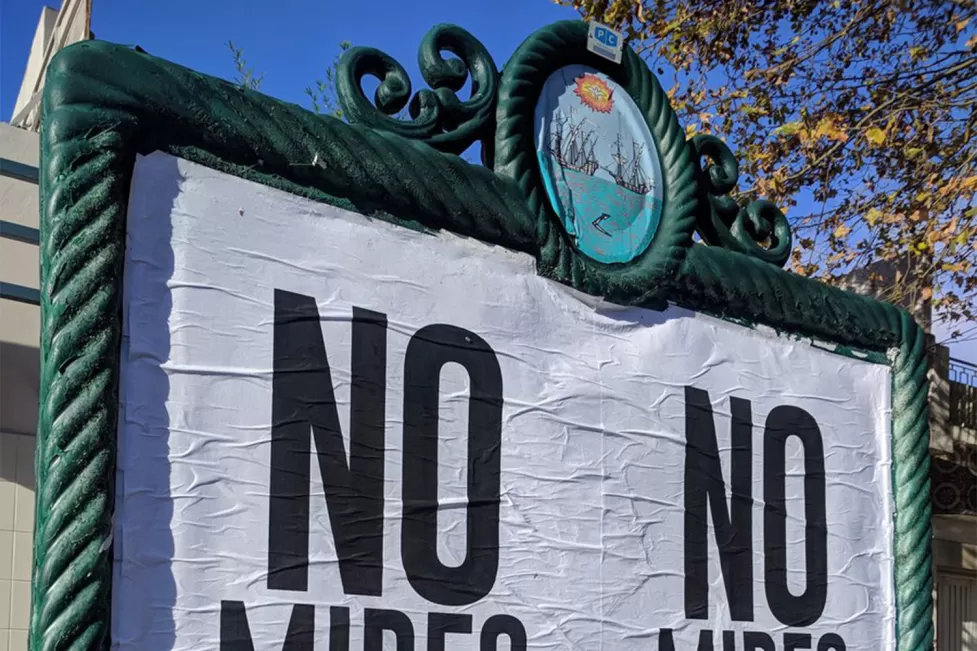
[34,20,932,651]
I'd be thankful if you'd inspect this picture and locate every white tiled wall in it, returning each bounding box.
[0,432,35,651]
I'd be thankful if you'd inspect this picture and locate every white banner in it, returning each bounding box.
[114,152,895,650]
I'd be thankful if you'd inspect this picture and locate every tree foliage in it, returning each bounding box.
[563,0,977,338]
[305,41,352,118]
[228,40,264,91]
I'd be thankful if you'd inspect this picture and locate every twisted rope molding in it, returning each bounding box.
[35,124,128,651]
[35,25,933,651]
[677,247,933,650]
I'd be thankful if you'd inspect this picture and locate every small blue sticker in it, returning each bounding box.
[587,22,624,64]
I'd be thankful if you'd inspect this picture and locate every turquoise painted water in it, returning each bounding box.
[538,152,663,264]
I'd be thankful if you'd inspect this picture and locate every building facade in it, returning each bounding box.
[1,122,42,651]
[930,347,977,647]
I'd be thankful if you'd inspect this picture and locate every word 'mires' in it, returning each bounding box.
[221,290,524,650]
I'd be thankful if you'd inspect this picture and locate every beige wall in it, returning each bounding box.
[0,240,37,291]
[0,432,35,651]
[0,125,39,233]
[1,122,39,651]
[0,121,41,440]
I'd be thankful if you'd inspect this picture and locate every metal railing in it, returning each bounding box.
[949,356,977,387]
[948,356,977,429]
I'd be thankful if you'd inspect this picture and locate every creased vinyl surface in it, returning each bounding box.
[114,152,895,650]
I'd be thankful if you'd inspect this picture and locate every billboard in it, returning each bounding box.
[114,152,895,650]
[35,20,932,651]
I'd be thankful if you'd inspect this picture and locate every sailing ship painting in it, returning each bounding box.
[607,135,654,195]
[534,65,665,264]
[546,108,601,176]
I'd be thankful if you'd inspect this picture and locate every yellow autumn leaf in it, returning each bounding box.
[956,17,970,32]
[740,104,769,116]
[866,208,884,225]
[833,224,852,239]
[815,116,848,142]
[865,127,886,146]
[636,3,647,23]
[942,262,967,273]
[775,121,804,137]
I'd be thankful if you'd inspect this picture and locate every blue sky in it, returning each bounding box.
[2,0,578,119]
[3,0,975,360]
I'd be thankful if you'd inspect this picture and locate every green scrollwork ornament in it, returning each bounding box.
[336,24,499,156]
[691,134,792,267]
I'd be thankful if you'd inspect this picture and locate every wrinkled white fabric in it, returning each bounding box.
[113,152,895,650]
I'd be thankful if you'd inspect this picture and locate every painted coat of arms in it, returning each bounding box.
[534,65,665,264]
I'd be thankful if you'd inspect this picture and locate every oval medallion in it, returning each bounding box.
[534,65,664,264]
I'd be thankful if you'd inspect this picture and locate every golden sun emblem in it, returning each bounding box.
[574,74,614,113]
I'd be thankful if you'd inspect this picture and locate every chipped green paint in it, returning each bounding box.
[35,20,932,651]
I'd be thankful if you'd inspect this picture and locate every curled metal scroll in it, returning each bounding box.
[691,134,792,267]
[335,24,499,156]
